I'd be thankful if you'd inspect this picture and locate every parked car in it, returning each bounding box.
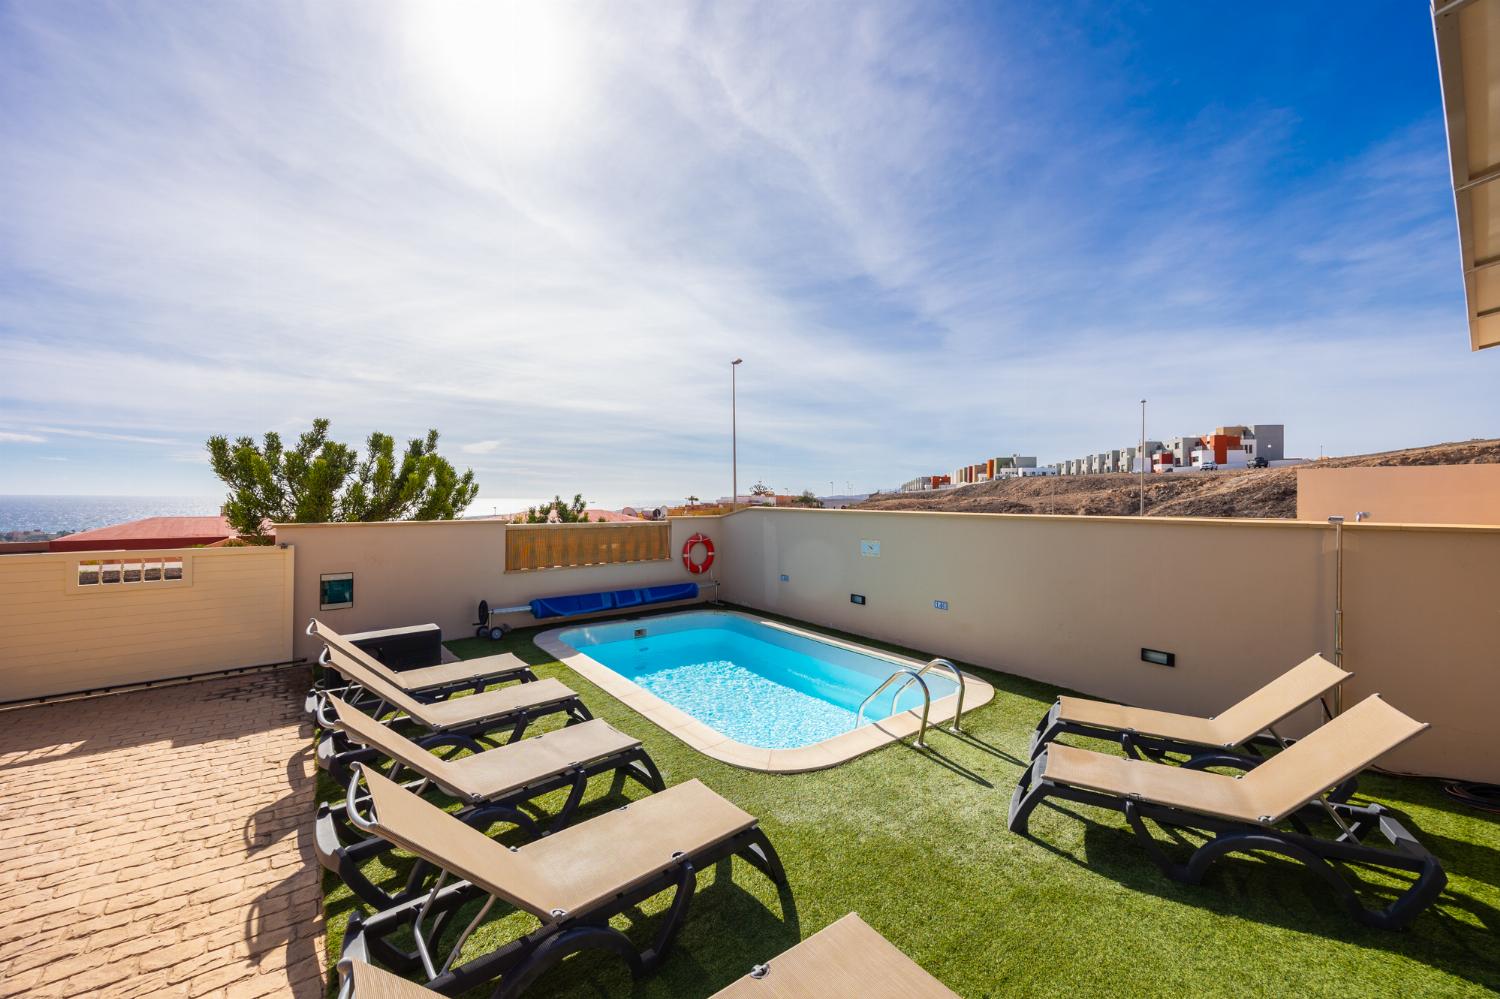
[1198,462,1218,471]
[1249,456,1269,468]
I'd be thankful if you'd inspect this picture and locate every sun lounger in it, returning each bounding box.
[336,959,438,999]
[709,912,958,998]
[334,912,952,999]
[316,644,590,781]
[317,694,666,910]
[1010,694,1446,928]
[340,766,788,998]
[306,619,536,724]
[1028,653,1349,763]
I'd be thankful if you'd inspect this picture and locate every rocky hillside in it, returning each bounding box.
[857,439,1500,519]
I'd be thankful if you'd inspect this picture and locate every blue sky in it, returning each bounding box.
[1,1,1493,507]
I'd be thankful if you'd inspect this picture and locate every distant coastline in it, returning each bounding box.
[0,494,591,534]
[0,495,222,535]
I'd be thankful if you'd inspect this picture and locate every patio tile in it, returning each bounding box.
[0,670,324,998]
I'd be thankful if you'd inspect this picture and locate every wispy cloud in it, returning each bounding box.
[0,432,46,444]
[31,426,181,446]
[0,1,1493,502]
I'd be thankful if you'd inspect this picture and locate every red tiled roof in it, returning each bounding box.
[584,508,643,522]
[50,516,236,552]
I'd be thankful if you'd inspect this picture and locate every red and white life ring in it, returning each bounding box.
[682,533,715,574]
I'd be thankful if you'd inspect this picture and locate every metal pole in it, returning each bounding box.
[1328,515,1344,714]
[731,358,742,511]
[1139,399,1146,516]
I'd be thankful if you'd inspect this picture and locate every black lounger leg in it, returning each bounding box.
[639,860,696,969]
[1007,752,1050,834]
[626,749,667,793]
[738,829,788,886]
[544,772,590,834]
[1028,701,1061,759]
[494,924,643,999]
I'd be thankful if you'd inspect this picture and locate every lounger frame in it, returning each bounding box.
[341,806,788,999]
[1027,698,1358,802]
[317,692,594,786]
[304,621,538,728]
[317,732,667,911]
[308,668,536,730]
[1008,747,1446,930]
[1027,692,1336,762]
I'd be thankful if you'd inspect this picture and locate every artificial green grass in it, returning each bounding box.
[320,608,1500,998]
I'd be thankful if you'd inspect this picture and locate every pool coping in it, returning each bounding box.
[534,608,995,774]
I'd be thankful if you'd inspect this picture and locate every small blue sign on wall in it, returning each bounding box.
[933,599,949,611]
[860,540,880,557]
[320,572,353,611]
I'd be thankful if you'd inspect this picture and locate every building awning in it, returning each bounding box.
[1434,0,1500,350]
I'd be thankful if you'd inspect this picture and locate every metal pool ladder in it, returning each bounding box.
[854,658,966,749]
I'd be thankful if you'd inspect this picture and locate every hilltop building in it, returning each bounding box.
[1051,424,1285,475]
[950,455,1041,485]
[899,474,952,492]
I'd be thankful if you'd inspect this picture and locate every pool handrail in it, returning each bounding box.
[855,666,933,748]
[892,658,965,734]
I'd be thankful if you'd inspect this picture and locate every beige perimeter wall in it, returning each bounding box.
[0,546,294,702]
[1297,464,1500,525]
[279,517,723,663]
[715,508,1500,781]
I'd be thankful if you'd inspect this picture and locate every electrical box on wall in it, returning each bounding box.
[850,593,866,605]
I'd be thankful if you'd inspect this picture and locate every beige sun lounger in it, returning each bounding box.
[337,913,954,999]
[330,695,651,805]
[710,912,958,999]
[324,643,583,733]
[316,643,591,783]
[318,694,666,909]
[1011,694,1446,929]
[1029,653,1349,760]
[307,618,535,721]
[341,767,788,997]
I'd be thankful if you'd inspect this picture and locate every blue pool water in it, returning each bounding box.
[558,611,958,750]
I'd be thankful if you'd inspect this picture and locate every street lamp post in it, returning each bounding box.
[1139,399,1147,516]
[731,359,743,511]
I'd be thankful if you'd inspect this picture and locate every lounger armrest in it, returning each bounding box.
[1380,812,1433,860]
[337,916,372,969]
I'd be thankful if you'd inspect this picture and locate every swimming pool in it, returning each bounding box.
[538,610,993,772]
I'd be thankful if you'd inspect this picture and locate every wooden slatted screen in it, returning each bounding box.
[505,522,672,572]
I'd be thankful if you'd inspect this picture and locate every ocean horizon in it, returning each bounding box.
[0,494,599,534]
[0,495,225,534]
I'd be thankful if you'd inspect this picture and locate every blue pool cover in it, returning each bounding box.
[529,582,698,620]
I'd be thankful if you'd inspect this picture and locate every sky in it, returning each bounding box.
[1,1,1494,508]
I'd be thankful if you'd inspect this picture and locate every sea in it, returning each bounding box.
[0,495,224,535]
[0,494,565,534]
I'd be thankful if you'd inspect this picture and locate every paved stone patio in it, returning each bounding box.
[0,670,324,998]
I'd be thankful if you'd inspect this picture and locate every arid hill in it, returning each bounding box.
[857,439,1500,519]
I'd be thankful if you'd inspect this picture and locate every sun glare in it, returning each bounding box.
[403,1,588,147]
